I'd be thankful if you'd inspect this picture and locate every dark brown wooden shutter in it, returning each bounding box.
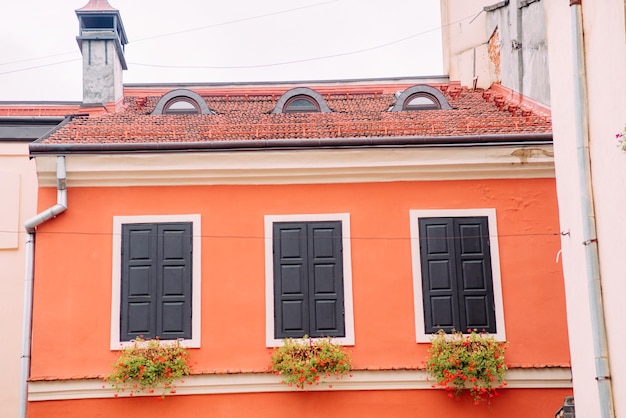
[121,222,192,341]
[419,217,496,334]
[308,222,345,337]
[455,217,496,333]
[273,221,344,338]
[156,223,192,340]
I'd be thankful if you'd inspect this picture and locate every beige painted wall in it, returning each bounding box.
[0,142,37,418]
[440,0,491,88]
[544,0,626,416]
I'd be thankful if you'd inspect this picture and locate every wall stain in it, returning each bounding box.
[511,147,554,164]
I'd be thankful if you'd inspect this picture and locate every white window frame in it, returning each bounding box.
[265,213,355,347]
[111,214,202,350]
[409,208,506,343]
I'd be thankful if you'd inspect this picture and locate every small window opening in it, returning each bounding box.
[163,98,200,115]
[403,93,441,111]
[81,16,115,30]
[283,96,320,113]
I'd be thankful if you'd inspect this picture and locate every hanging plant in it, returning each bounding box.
[426,330,507,404]
[105,337,190,397]
[270,337,352,389]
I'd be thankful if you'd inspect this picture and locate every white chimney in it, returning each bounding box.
[75,0,128,106]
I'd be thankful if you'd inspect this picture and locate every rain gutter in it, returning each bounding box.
[569,1,615,417]
[29,132,553,155]
[19,156,67,418]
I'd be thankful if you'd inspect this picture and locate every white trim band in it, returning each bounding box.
[28,368,572,401]
[34,146,555,188]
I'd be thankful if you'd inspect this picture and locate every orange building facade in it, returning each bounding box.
[25,86,572,416]
[21,2,571,416]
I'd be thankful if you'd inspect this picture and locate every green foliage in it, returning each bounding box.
[106,338,190,397]
[270,337,352,389]
[426,330,507,404]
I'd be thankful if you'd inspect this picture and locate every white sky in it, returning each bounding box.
[0,0,443,102]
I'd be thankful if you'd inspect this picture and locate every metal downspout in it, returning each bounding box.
[569,2,615,417]
[19,156,67,418]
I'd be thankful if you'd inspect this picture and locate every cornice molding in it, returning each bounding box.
[34,145,555,187]
[28,368,572,401]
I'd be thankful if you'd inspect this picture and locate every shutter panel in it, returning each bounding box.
[308,222,344,337]
[273,221,345,339]
[273,223,309,338]
[121,224,158,341]
[120,222,192,342]
[156,223,192,340]
[454,217,496,333]
[419,218,459,334]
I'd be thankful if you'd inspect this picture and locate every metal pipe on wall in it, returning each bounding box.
[19,156,67,418]
[569,1,615,417]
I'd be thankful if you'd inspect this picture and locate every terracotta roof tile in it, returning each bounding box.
[37,83,551,146]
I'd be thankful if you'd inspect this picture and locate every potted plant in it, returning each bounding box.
[270,336,352,389]
[426,330,507,404]
[105,337,190,397]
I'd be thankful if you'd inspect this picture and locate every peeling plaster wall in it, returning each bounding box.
[485,0,550,105]
[441,0,550,105]
[519,2,550,104]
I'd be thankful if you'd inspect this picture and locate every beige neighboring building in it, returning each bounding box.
[443,0,626,417]
[0,114,58,418]
[0,108,87,418]
[543,1,626,417]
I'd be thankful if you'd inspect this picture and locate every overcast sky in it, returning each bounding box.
[0,0,443,102]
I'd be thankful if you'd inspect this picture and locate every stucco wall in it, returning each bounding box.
[27,388,574,418]
[30,178,568,379]
[440,0,491,88]
[544,0,626,416]
[0,142,37,418]
[81,38,124,105]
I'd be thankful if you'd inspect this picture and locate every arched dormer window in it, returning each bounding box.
[151,89,214,115]
[284,95,320,113]
[272,87,331,114]
[390,85,452,112]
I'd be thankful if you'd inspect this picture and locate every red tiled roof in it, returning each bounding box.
[36,82,551,147]
[0,104,106,117]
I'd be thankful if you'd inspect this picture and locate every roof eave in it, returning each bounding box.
[29,133,552,156]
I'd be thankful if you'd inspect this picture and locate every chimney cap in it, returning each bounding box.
[76,0,118,12]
